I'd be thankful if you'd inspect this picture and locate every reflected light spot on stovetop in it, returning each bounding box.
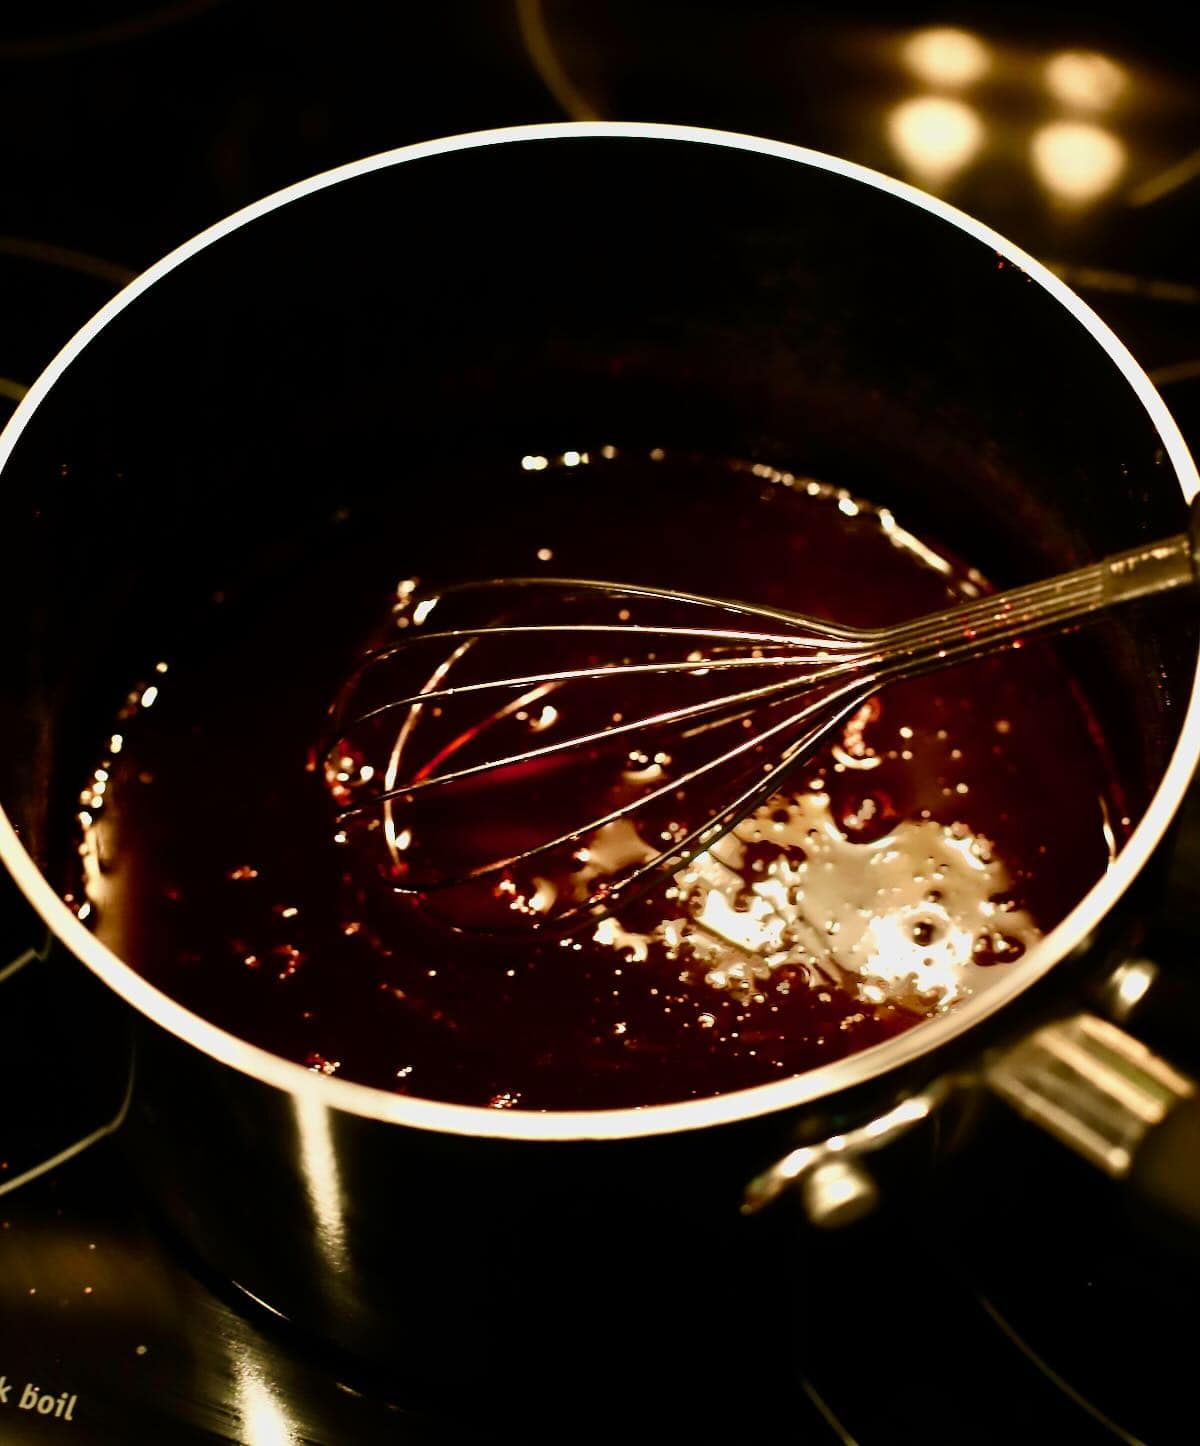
[888,95,985,184]
[1032,121,1126,206]
[1044,51,1127,112]
[902,27,991,89]
[233,1351,298,1446]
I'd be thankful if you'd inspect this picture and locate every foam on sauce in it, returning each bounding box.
[665,793,1036,1012]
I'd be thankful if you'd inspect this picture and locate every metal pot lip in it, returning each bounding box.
[1,120,1198,1145]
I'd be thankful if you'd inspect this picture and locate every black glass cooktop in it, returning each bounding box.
[1,3,1197,1441]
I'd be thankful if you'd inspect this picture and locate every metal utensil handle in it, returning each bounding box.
[986,1010,1200,1236]
[865,529,1197,682]
[987,1012,1195,1177]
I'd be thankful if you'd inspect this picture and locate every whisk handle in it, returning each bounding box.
[871,512,1198,682]
[1104,485,1200,604]
[1094,490,1200,610]
[1097,529,1196,611]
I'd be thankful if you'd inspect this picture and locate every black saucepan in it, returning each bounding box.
[1,123,1198,1408]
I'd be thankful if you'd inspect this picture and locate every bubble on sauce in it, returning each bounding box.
[592,792,1037,1015]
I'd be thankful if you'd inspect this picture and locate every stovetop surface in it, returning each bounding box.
[3,927,1199,1445]
[1,3,1198,1441]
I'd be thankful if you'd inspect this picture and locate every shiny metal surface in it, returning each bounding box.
[742,1076,960,1218]
[800,1159,881,1229]
[988,1011,1195,1174]
[1097,956,1161,1024]
[117,1000,812,1389]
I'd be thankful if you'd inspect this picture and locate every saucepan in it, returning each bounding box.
[0,123,1198,1414]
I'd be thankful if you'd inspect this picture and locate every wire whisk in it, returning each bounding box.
[324,514,1197,933]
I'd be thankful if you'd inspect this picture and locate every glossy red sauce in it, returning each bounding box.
[68,451,1124,1109]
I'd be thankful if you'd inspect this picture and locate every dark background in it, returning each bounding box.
[0,1,1196,426]
[0,5,1196,1443]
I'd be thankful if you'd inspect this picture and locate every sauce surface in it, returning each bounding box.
[68,450,1123,1109]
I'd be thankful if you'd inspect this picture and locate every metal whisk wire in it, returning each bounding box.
[326,522,1197,928]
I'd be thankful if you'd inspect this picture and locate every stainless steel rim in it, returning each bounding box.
[1,120,1197,1143]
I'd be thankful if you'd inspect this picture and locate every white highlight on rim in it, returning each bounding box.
[0,121,1197,1145]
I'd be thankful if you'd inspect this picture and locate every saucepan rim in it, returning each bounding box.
[1,119,1196,1143]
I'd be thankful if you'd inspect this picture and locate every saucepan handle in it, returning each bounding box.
[0,878,132,1198]
[743,995,1200,1235]
[987,1009,1200,1238]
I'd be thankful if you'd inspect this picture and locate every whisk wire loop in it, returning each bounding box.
[327,524,1195,929]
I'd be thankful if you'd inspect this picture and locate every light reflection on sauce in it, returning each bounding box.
[69,448,1125,1109]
